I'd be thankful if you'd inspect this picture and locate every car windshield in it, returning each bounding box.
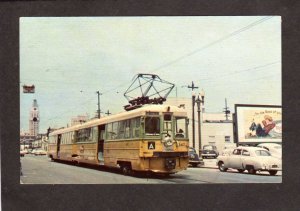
[189,148,196,153]
[203,145,213,150]
[255,150,271,156]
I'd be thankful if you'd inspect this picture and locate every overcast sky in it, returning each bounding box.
[20,16,281,132]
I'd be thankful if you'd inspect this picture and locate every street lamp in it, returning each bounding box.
[195,89,205,155]
[192,92,196,149]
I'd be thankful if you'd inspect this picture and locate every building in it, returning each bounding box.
[166,97,235,153]
[29,99,40,136]
[32,134,48,151]
[71,114,89,126]
[20,130,36,149]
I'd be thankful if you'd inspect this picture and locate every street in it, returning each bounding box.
[20,155,282,184]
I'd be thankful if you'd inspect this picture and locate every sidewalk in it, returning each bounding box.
[200,159,218,169]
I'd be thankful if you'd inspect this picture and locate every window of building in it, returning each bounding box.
[225,136,231,142]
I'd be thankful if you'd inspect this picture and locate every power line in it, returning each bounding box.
[152,16,273,74]
[199,61,280,83]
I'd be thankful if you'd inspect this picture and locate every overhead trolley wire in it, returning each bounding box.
[152,16,273,74]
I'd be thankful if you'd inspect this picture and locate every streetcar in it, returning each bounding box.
[48,104,189,175]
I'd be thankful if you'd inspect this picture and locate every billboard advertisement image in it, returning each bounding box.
[235,104,282,143]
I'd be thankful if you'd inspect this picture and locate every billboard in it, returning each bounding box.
[235,104,282,143]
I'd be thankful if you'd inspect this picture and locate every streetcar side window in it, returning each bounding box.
[49,136,56,144]
[112,122,118,140]
[91,126,98,142]
[76,128,92,142]
[124,120,131,139]
[106,123,113,140]
[118,120,125,139]
[131,117,141,138]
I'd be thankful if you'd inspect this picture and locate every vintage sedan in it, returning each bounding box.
[217,146,281,175]
[202,145,219,159]
[34,149,47,156]
[188,147,204,167]
[257,143,282,159]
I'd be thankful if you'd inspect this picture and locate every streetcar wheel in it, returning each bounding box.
[121,166,132,175]
[269,170,277,176]
[238,169,245,173]
[218,162,227,172]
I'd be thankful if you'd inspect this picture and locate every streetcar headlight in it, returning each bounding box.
[163,136,174,147]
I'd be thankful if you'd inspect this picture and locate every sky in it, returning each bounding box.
[20,16,281,133]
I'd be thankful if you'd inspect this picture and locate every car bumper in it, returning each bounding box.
[259,167,282,171]
[189,160,204,165]
[202,153,217,157]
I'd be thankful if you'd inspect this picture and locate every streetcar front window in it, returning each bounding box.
[145,116,160,135]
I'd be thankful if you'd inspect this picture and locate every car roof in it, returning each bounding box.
[257,143,281,147]
[236,146,268,152]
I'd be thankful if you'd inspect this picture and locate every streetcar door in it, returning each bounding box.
[57,134,61,158]
[97,125,105,163]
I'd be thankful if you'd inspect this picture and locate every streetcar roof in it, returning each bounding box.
[49,104,187,136]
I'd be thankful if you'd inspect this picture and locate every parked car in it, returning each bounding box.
[34,149,47,155]
[202,145,219,159]
[257,143,282,159]
[188,147,204,167]
[20,150,26,157]
[217,146,281,175]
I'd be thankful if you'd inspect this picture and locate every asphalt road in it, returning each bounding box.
[20,155,282,184]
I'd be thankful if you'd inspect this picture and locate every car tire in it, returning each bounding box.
[218,161,228,172]
[238,169,245,173]
[248,168,256,174]
[192,163,198,167]
[269,170,277,176]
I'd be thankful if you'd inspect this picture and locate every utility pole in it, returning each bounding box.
[187,81,198,149]
[195,90,205,155]
[105,110,111,116]
[223,98,230,121]
[96,91,102,119]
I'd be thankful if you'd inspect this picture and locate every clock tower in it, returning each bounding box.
[29,99,39,136]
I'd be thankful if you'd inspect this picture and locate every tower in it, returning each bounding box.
[29,99,39,136]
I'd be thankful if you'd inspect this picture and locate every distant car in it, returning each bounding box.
[202,145,219,159]
[34,149,47,156]
[188,147,204,167]
[217,146,281,175]
[257,143,282,159]
[20,150,26,157]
